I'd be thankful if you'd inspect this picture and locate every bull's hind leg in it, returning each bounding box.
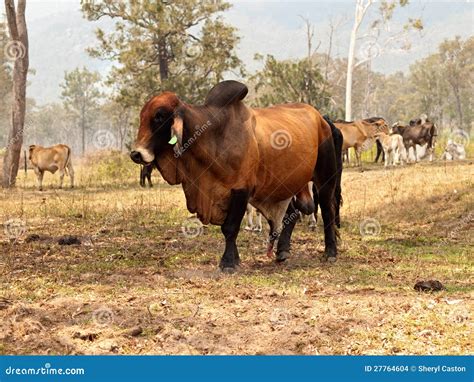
[260,198,292,258]
[67,161,75,188]
[315,139,338,262]
[59,168,65,189]
[275,200,299,262]
[219,189,249,272]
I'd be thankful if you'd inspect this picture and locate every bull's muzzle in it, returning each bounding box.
[130,151,144,164]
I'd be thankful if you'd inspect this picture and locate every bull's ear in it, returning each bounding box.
[204,80,248,107]
[170,116,184,146]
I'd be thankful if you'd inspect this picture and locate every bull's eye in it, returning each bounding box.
[152,112,164,126]
[150,108,173,142]
[151,108,169,131]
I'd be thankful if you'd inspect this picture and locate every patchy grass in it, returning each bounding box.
[0,154,472,355]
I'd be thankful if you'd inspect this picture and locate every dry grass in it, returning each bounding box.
[0,153,472,355]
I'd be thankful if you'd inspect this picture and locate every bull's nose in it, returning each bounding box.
[130,151,143,164]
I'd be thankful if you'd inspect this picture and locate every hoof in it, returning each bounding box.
[276,251,290,263]
[220,266,237,274]
[321,255,337,263]
[253,227,262,232]
[244,226,252,231]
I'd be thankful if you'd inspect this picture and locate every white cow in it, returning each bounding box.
[244,204,263,232]
[441,140,466,161]
[375,132,407,166]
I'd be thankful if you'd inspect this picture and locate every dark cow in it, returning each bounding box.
[130,80,339,272]
[374,140,385,163]
[140,163,154,187]
[392,116,437,162]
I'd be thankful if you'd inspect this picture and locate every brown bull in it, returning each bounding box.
[335,117,389,166]
[29,144,74,191]
[131,81,338,272]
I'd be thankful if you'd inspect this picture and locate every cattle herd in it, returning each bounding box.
[25,80,462,272]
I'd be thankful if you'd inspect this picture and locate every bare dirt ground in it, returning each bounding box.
[0,157,472,355]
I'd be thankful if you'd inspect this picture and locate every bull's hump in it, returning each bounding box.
[204,81,248,107]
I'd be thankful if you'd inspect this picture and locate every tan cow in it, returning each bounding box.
[335,117,389,167]
[29,144,74,190]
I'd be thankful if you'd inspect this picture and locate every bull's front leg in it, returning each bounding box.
[219,189,249,273]
[139,166,146,187]
[34,168,44,191]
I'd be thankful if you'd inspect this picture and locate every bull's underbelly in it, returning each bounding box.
[179,104,321,226]
[42,164,59,173]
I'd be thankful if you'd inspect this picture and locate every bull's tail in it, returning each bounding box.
[323,115,343,227]
[314,114,338,260]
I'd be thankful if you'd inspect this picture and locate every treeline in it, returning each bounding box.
[0,2,472,156]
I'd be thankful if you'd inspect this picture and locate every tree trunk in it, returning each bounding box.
[2,0,29,188]
[451,84,463,129]
[81,106,85,155]
[345,0,371,121]
[345,20,358,121]
[158,39,169,82]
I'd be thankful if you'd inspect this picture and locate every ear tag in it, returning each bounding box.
[168,135,178,145]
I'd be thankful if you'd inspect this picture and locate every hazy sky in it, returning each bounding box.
[1,0,473,103]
